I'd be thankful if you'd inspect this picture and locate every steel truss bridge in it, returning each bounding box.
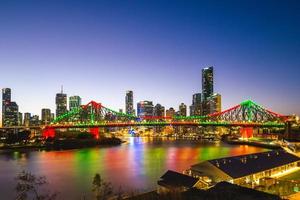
[41,100,287,138]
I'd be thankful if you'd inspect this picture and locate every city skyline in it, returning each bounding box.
[0,0,299,118]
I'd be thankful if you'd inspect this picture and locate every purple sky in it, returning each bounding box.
[0,0,300,118]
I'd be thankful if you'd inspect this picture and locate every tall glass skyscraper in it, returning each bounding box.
[125,90,134,115]
[202,66,214,100]
[202,67,214,115]
[55,88,67,117]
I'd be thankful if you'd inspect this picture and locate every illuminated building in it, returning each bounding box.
[154,104,165,117]
[179,103,187,116]
[190,93,202,116]
[69,95,81,111]
[2,88,19,127]
[24,112,31,127]
[188,150,300,186]
[55,87,67,117]
[137,101,153,118]
[41,108,51,125]
[30,115,40,126]
[166,107,175,118]
[208,93,222,114]
[202,67,214,115]
[125,90,134,115]
[2,88,11,126]
[18,112,23,126]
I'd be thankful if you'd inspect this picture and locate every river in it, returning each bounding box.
[0,137,268,199]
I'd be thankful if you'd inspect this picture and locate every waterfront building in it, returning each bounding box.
[179,103,187,117]
[18,112,23,126]
[69,95,81,111]
[154,104,165,117]
[2,88,11,126]
[2,88,19,127]
[208,93,222,114]
[41,108,51,125]
[166,107,176,118]
[157,170,205,194]
[190,93,202,116]
[3,101,18,127]
[30,115,40,126]
[137,101,153,118]
[24,112,31,127]
[188,150,300,186]
[56,88,67,117]
[202,67,214,115]
[125,90,134,115]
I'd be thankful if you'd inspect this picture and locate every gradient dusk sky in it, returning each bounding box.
[0,0,300,117]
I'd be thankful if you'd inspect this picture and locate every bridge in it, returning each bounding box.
[41,100,288,138]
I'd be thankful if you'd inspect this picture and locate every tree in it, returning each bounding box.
[15,171,57,200]
[92,173,113,200]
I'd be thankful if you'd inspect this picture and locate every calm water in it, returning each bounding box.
[0,137,267,199]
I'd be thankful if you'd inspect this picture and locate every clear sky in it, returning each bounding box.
[0,0,299,118]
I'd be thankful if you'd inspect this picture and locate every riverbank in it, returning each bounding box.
[0,137,123,152]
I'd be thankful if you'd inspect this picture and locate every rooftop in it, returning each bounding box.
[158,170,199,188]
[192,150,300,179]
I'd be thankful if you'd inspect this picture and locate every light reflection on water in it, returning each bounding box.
[0,137,267,199]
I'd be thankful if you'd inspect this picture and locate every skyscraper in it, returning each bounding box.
[2,88,18,127]
[41,108,51,125]
[18,112,23,126]
[179,103,187,116]
[137,101,153,118]
[190,93,202,116]
[125,90,134,115]
[202,67,214,115]
[202,66,214,100]
[69,96,81,111]
[2,88,11,126]
[56,87,67,117]
[4,102,19,126]
[24,112,31,127]
[208,93,222,114]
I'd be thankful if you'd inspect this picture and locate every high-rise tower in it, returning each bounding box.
[125,90,134,115]
[55,86,67,118]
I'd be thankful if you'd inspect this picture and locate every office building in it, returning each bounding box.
[30,115,40,126]
[56,88,67,117]
[208,93,222,114]
[24,112,31,127]
[41,108,51,125]
[2,88,11,126]
[154,104,165,117]
[190,93,202,116]
[69,95,81,111]
[137,101,153,118]
[166,107,176,118]
[179,103,187,117]
[18,112,23,126]
[202,67,214,115]
[125,90,134,115]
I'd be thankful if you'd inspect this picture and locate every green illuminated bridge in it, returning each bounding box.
[42,100,288,138]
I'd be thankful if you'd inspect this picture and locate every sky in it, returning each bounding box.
[0,0,300,118]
